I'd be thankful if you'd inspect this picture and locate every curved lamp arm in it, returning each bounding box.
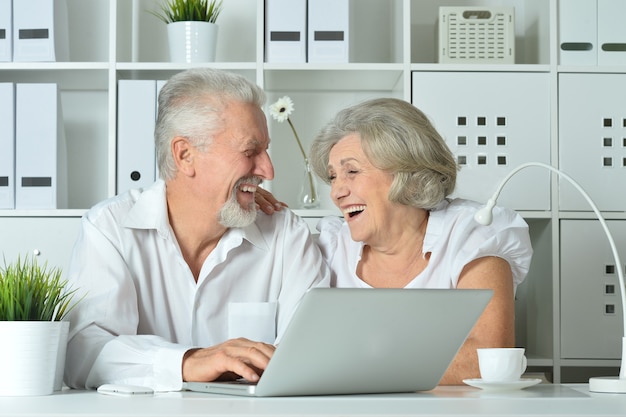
[474,162,626,392]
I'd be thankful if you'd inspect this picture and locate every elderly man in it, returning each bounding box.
[64,68,329,391]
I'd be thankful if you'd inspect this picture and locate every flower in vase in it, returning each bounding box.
[269,96,319,208]
[269,96,307,162]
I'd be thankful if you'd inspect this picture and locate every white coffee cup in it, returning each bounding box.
[477,348,527,382]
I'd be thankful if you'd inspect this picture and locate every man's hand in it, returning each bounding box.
[255,187,288,215]
[182,338,276,383]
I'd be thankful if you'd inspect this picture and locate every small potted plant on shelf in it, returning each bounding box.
[0,255,79,396]
[150,0,224,63]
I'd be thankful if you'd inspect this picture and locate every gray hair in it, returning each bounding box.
[155,68,266,181]
[310,98,457,209]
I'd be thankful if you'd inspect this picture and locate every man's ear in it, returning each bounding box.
[171,136,195,177]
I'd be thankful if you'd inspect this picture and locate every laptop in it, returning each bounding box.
[183,287,492,397]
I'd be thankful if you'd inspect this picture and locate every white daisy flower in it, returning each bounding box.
[269,96,294,123]
[268,95,318,206]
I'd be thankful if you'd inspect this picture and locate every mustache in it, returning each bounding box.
[235,176,263,188]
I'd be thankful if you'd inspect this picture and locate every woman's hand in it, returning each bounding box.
[256,187,288,215]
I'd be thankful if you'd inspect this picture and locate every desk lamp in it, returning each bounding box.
[473,162,626,393]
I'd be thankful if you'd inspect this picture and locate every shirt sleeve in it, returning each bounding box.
[450,205,533,291]
[85,336,191,392]
[64,215,194,392]
[316,215,344,267]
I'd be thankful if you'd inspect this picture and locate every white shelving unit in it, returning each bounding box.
[1,0,625,383]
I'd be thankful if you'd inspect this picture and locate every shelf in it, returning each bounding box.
[0,210,87,218]
[0,62,110,70]
[517,212,554,220]
[0,66,109,90]
[292,209,341,218]
[263,65,405,92]
[115,62,258,71]
[115,64,257,82]
[410,64,552,73]
[560,359,623,368]
[558,66,626,74]
[558,212,626,220]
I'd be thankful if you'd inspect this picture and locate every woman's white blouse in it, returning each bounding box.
[317,198,533,291]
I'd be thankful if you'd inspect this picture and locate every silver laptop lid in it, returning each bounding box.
[185,287,492,397]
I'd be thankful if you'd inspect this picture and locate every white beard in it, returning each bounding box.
[218,178,259,228]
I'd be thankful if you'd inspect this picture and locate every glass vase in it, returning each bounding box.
[298,162,320,209]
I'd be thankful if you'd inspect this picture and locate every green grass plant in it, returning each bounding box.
[150,0,223,24]
[0,256,78,321]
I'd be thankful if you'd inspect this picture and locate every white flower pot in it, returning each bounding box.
[0,321,68,396]
[167,21,218,63]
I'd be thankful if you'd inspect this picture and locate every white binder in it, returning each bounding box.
[0,83,15,209]
[559,0,597,66]
[15,83,67,209]
[265,0,306,63]
[117,80,157,195]
[0,0,11,62]
[13,0,69,62]
[308,0,349,63]
[598,0,626,65]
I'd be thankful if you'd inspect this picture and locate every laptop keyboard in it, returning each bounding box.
[224,379,257,386]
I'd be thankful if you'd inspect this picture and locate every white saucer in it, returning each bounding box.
[463,378,541,391]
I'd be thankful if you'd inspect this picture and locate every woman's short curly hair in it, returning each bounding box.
[309,98,458,209]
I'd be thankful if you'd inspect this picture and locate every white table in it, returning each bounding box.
[1,384,626,416]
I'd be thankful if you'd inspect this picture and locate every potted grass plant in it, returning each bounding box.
[150,0,224,63]
[0,255,79,396]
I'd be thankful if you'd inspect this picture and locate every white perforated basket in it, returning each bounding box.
[438,6,515,64]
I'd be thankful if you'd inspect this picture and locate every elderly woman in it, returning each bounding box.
[259,98,532,384]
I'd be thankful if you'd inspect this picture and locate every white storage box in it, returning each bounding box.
[412,71,551,211]
[560,219,626,360]
[438,6,515,64]
[558,73,626,211]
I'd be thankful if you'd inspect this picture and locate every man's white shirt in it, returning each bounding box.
[64,180,329,391]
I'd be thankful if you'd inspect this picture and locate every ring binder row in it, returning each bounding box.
[0,0,68,62]
[559,0,626,66]
[264,0,349,64]
[116,80,167,196]
[0,83,67,210]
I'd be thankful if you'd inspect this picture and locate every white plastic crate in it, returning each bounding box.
[438,6,515,64]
